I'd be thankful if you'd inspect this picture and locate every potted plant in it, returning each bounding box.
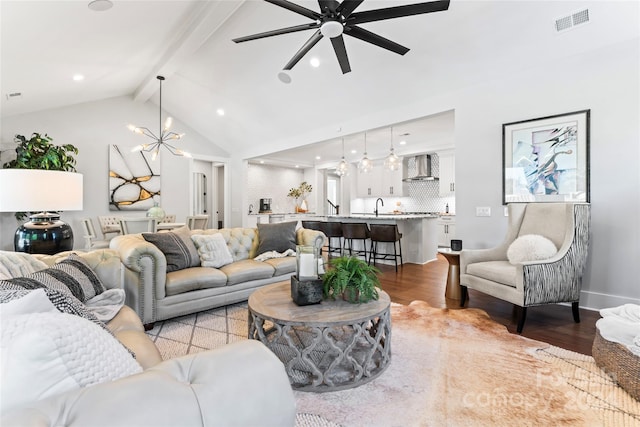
[322,256,381,303]
[287,181,313,213]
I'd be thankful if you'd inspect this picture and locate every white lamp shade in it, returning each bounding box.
[0,170,83,212]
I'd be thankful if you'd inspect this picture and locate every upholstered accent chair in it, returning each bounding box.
[459,203,590,333]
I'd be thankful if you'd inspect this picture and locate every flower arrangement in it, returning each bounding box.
[288,181,313,212]
[287,181,313,199]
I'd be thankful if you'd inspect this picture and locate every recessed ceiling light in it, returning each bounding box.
[315,156,321,160]
[216,108,225,116]
[351,149,357,154]
[399,140,407,145]
[73,74,85,82]
[295,165,299,168]
[310,57,320,68]
[88,0,113,12]
[259,160,265,164]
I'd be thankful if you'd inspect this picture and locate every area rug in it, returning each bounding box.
[146,301,639,426]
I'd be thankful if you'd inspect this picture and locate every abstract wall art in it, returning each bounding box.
[502,110,590,204]
[109,144,161,211]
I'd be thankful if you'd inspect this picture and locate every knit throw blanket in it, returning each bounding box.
[0,251,47,280]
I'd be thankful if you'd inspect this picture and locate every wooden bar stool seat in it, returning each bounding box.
[369,224,403,272]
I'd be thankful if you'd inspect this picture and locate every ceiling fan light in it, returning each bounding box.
[320,21,344,38]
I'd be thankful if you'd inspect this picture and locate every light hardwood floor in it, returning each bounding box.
[373,254,599,355]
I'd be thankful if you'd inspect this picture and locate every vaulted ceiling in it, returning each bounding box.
[1,1,638,167]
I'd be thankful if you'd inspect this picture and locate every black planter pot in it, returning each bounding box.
[290,275,323,306]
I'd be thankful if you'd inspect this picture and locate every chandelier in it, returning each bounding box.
[383,126,400,171]
[335,138,349,177]
[128,76,190,161]
[358,132,373,173]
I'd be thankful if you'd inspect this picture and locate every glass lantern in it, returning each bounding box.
[296,245,319,281]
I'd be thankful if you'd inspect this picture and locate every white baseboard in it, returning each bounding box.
[579,290,640,311]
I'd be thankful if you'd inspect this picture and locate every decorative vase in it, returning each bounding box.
[146,202,166,221]
[298,199,308,213]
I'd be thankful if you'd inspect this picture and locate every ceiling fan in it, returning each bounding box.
[232,0,450,74]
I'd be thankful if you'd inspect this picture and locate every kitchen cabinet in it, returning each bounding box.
[356,161,405,197]
[437,216,456,247]
[438,151,455,196]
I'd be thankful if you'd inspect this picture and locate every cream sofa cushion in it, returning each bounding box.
[220,259,275,285]
[466,261,517,287]
[166,267,228,296]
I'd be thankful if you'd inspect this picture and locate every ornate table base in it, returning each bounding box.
[248,282,391,392]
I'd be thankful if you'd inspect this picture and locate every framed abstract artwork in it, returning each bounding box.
[502,110,590,204]
[108,144,161,211]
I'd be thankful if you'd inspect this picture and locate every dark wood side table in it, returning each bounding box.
[438,248,462,300]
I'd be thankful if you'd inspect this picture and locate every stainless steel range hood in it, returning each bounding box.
[402,154,438,181]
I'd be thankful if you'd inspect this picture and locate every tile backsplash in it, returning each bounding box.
[351,153,455,214]
[247,163,304,213]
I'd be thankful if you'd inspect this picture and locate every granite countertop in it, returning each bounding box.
[331,213,439,220]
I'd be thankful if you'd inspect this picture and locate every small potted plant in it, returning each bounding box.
[322,256,381,303]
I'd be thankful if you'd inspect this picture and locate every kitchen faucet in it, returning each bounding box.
[375,198,384,217]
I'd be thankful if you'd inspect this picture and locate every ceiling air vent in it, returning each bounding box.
[555,8,590,32]
[5,92,22,101]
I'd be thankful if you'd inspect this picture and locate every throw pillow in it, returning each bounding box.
[0,250,47,280]
[0,288,108,331]
[256,221,297,256]
[143,225,200,272]
[191,233,234,268]
[0,311,142,413]
[0,253,106,302]
[507,234,558,264]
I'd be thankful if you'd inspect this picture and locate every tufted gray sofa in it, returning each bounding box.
[110,227,325,327]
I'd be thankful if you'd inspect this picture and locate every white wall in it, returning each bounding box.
[455,38,640,308]
[0,95,228,250]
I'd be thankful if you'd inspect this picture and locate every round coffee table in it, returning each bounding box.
[248,281,391,392]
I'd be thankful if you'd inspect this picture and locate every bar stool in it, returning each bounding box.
[341,222,370,262]
[369,224,403,272]
[301,221,322,231]
[318,222,343,258]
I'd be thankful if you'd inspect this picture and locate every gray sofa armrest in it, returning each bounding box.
[1,340,296,427]
[110,234,167,325]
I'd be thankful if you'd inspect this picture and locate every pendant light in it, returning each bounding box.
[128,76,191,161]
[358,132,373,173]
[335,138,349,177]
[383,126,400,171]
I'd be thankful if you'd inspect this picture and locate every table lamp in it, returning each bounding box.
[0,169,83,254]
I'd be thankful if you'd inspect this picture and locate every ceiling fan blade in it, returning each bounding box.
[233,22,320,43]
[283,30,324,70]
[266,0,322,20]
[318,0,340,14]
[348,0,450,25]
[330,35,351,74]
[345,25,409,55]
[336,0,365,18]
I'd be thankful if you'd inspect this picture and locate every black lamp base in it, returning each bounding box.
[14,212,74,255]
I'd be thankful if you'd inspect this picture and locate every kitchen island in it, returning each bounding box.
[248,212,440,265]
[328,214,439,265]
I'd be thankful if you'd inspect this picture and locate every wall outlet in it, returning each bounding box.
[476,206,491,217]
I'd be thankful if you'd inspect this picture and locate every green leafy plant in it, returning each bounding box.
[3,133,79,220]
[3,133,78,171]
[322,256,381,303]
